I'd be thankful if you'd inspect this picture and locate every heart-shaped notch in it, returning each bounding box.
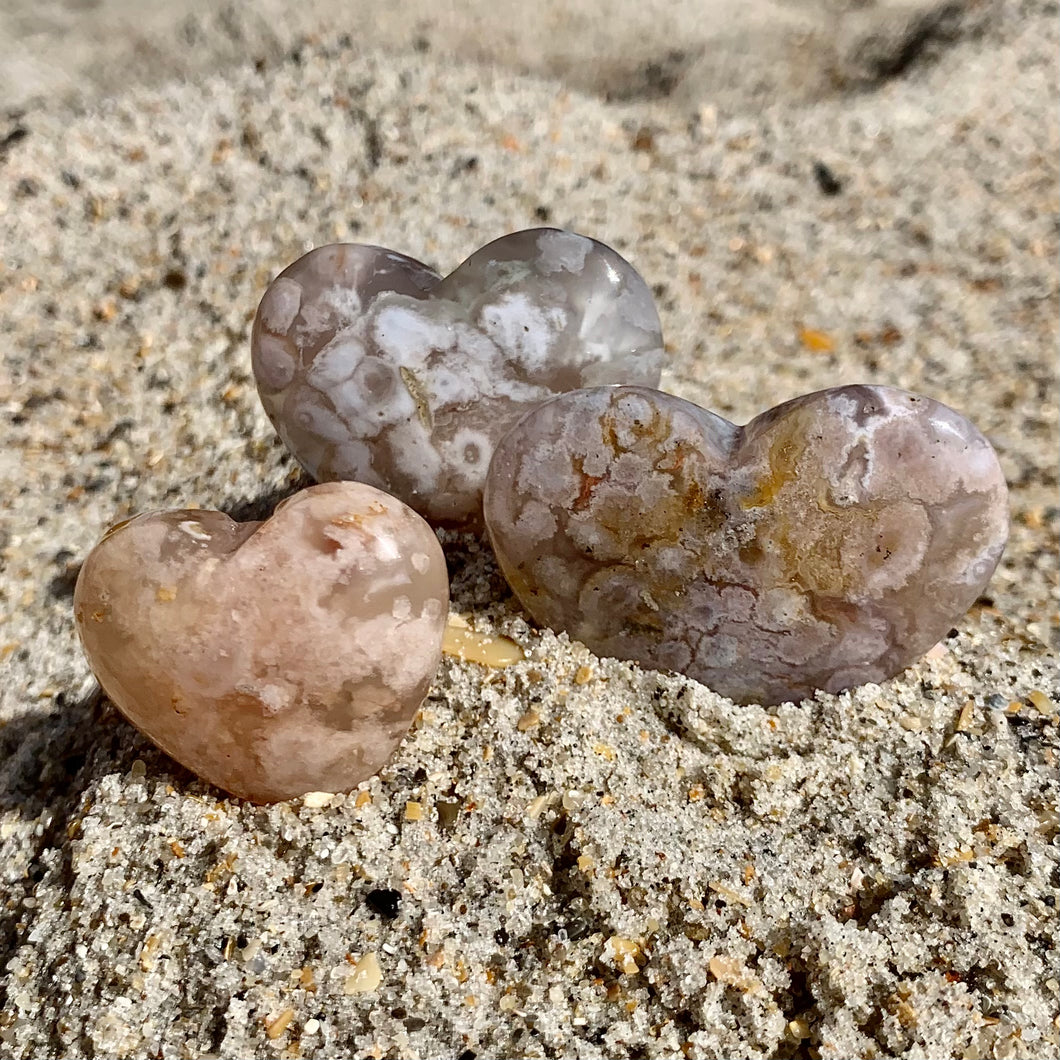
[251,228,664,527]
[484,385,1008,705]
[74,482,449,801]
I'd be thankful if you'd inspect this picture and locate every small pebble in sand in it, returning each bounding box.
[345,952,382,994]
[251,228,664,527]
[484,384,1009,705]
[73,482,449,802]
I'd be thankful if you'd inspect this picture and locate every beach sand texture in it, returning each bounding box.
[1,1,1057,1056]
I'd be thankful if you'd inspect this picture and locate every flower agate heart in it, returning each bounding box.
[73,482,449,802]
[251,229,664,527]
[483,385,1009,705]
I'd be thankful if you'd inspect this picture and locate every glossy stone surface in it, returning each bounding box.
[484,385,1009,705]
[73,483,449,802]
[251,228,664,527]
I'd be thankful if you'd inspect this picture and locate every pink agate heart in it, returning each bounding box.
[251,228,664,527]
[483,385,1009,705]
[73,482,449,802]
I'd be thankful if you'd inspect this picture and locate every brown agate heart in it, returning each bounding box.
[74,482,449,802]
[483,385,1009,705]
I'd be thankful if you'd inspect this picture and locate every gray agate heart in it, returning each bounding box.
[483,384,1009,706]
[251,229,664,526]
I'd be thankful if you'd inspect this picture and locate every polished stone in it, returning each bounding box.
[484,384,1009,705]
[251,228,664,527]
[74,482,449,801]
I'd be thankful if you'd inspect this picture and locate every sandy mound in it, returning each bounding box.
[0,2,1056,1055]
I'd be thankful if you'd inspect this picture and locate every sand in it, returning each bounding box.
[0,0,1057,1056]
